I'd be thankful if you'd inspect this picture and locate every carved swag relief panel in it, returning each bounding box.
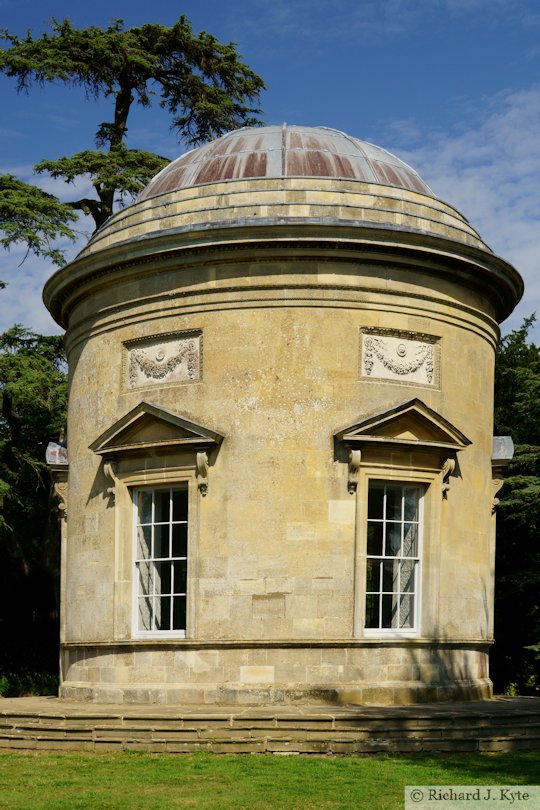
[125,332,202,389]
[361,329,439,387]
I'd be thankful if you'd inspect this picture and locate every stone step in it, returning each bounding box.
[1,697,540,753]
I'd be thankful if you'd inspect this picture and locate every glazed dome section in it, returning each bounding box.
[138,125,435,200]
[75,124,494,262]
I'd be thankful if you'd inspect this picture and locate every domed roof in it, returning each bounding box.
[44,123,524,329]
[138,124,434,201]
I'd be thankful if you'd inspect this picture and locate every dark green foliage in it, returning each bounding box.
[35,148,169,225]
[0,326,67,684]
[492,316,540,693]
[494,315,540,444]
[0,670,58,697]
[0,17,265,146]
[0,174,77,273]
[0,16,266,231]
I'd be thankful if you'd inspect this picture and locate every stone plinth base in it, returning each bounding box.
[60,640,492,706]
[59,680,493,706]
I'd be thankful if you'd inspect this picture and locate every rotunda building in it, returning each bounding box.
[44,124,523,705]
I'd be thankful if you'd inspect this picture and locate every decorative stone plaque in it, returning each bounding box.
[125,332,201,389]
[361,329,438,387]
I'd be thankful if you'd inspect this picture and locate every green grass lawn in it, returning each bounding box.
[0,751,538,810]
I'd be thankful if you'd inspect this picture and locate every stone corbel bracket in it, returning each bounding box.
[347,449,362,494]
[491,436,514,513]
[196,451,209,496]
[46,442,69,521]
[492,476,505,513]
[441,457,456,499]
[53,478,68,521]
[103,460,119,504]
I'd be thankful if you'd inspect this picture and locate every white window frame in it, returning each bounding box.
[132,484,189,639]
[363,480,424,637]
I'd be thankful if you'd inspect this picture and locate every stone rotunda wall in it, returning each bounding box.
[43,126,523,705]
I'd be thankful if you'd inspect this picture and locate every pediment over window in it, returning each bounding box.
[89,401,225,457]
[335,398,471,451]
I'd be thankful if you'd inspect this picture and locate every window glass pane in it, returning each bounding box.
[157,596,171,631]
[154,490,170,523]
[138,490,153,525]
[173,560,188,594]
[381,594,397,628]
[385,487,402,521]
[155,561,171,595]
[136,525,152,560]
[365,594,379,628]
[138,596,153,631]
[367,486,384,519]
[172,524,188,558]
[172,489,188,522]
[154,525,170,559]
[382,560,398,593]
[402,523,418,557]
[173,596,186,631]
[385,524,402,556]
[134,486,189,635]
[400,560,416,593]
[138,562,154,596]
[404,488,419,521]
[399,594,414,628]
[152,594,163,630]
[367,523,383,556]
[366,559,381,592]
[365,482,422,632]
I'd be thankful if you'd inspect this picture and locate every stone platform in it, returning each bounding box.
[0,696,539,754]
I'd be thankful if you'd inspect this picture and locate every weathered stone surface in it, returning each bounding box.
[1,696,540,753]
[44,125,522,706]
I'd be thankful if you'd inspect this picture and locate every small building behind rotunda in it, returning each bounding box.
[44,125,523,705]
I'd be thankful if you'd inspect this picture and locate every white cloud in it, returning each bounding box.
[387,85,540,343]
[0,189,88,336]
[0,249,66,335]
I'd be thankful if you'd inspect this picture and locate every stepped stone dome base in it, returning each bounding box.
[2,697,539,754]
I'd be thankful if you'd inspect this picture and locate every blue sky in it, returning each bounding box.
[1,0,540,341]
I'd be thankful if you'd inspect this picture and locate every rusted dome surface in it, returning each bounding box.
[138,124,434,200]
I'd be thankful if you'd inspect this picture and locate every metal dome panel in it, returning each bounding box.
[138,125,434,200]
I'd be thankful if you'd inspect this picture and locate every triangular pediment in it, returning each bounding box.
[90,402,225,456]
[335,399,471,450]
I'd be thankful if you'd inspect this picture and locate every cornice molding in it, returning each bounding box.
[44,220,522,329]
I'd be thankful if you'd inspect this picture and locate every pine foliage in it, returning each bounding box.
[493,316,540,693]
[0,327,67,679]
[0,16,266,238]
[0,175,77,271]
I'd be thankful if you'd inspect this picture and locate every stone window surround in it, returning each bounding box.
[352,463,439,640]
[115,466,199,641]
[335,398,472,640]
[89,402,225,642]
